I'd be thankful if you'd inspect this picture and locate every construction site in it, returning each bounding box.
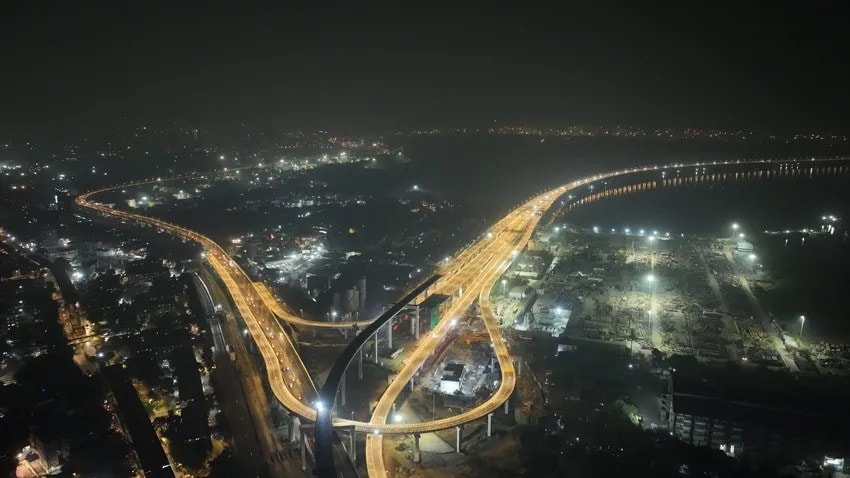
[491,226,791,369]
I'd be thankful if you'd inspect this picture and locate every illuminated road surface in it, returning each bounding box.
[76,173,565,439]
[77,158,842,476]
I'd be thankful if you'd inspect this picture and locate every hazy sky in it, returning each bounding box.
[2,2,848,135]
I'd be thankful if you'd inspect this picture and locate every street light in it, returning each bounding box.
[646,274,655,283]
[799,315,806,340]
[393,413,403,423]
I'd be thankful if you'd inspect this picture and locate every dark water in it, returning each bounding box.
[566,169,850,235]
[567,168,850,342]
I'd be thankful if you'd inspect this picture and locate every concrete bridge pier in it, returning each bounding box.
[487,412,493,437]
[288,414,298,442]
[407,304,421,340]
[414,306,420,339]
[455,426,463,453]
[349,429,356,464]
[504,398,510,415]
[387,320,393,349]
[300,428,307,471]
[413,433,421,463]
[374,334,379,364]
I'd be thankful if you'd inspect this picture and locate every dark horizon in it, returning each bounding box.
[2,3,849,138]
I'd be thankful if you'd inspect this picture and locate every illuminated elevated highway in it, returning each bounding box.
[77,157,849,477]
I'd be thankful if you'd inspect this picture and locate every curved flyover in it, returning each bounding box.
[362,157,850,478]
[75,170,558,435]
[77,157,849,478]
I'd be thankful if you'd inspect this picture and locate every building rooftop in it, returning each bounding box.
[441,363,465,383]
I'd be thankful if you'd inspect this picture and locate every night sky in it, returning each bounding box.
[1,2,848,135]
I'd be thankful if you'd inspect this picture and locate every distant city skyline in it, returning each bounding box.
[2,3,849,137]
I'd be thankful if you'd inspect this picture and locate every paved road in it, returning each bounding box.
[77,158,850,477]
[200,268,286,477]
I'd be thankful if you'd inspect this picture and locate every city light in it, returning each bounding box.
[646,274,655,282]
[393,413,403,423]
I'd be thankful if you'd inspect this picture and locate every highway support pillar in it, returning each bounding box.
[504,398,510,415]
[413,434,421,463]
[406,304,420,340]
[288,414,296,442]
[516,359,523,376]
[340,373,347,407]
[414,306,420,340]
[455,426,462,453]
[350,429,356,465]
[387,320,393,350]
[487,412,493,437]
[358,347,363,379]
[300,428,307,471]
[374,334,379,364]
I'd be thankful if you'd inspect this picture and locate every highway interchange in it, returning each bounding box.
[76,157,843,477]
